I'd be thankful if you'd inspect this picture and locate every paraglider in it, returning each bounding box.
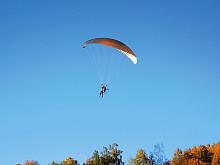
[99,84,108,97]
[82,38,137,97]
[82,38,137,64]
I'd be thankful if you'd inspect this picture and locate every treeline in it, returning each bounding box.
[172,143,220,165]
[16,142,220,165]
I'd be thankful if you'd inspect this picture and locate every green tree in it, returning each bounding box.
[85,143,124,165]
[50,161,59,165]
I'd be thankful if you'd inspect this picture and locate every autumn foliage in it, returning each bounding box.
[16,143,220,165]
[171,143,220,165]
[24,160,40,165]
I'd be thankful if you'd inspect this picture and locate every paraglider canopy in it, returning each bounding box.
[82,38,137,64]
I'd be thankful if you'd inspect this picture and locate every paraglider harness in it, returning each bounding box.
[100,84,109,97]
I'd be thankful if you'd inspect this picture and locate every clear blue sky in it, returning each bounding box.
[0,0,220,164]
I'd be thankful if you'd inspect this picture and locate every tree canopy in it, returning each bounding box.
[15,143,220,165]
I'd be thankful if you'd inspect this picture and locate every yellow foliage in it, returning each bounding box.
[63,157,76,165]
[171,143,220,165]
[134,149,149,165]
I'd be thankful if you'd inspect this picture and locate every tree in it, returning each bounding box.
[62,157,77,165]
[85,143,124,165]
[171,148,183,165]
[148,152,155,165]
[212,143,220,165]
[25,160,40,165]
[86,150,100,165]
[50,161,59,165]
[134,149,149,165]
[171,144,219,165]
[153,144,165,165]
